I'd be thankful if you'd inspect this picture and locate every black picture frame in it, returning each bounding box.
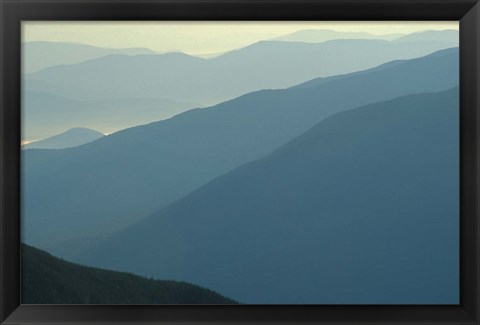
[1,0,479,324]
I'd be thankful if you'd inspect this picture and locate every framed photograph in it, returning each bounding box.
[1,0,479,324]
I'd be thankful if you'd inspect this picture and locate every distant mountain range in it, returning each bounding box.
[24,30,456,73]
[23,41,157,73]
[22,48,459,259]
[23,30,457,141]
[273,29,404,42]
[25,37,457,104]
[76,87,459,304]
[22,243,236,304]
[23,127,104,149]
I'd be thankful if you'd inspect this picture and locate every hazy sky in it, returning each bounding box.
[22,21,458,55]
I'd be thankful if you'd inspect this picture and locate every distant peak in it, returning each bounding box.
[23,127,105,150]
[66,127,105,135]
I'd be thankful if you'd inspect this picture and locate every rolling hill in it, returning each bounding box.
[23,41,157,73]
[22,243,237,304]
[76,87,459,304]
[22,48,459,259]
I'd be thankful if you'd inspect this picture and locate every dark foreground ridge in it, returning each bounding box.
[21,243,237,304]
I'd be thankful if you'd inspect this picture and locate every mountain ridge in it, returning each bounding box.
[76,87,459,304]
[23,48,459,259]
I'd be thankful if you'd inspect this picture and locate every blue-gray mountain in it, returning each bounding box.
[25,38,457,105]
[76,87,459,304]
[22,48,459,258]
[23,127,104,150]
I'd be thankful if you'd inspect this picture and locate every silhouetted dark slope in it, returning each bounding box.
[23,127,104,149]
[77,88,459,304]
[25,39,457,104]
[23,49,459,257]
[21,244,237,304]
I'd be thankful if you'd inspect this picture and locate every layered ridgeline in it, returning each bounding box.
[26,36,457,104]
[23,32,457,140]
[23,48,459,258]
[23,127,104,150]
[77,87,459,304]
[22,244,237,304]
